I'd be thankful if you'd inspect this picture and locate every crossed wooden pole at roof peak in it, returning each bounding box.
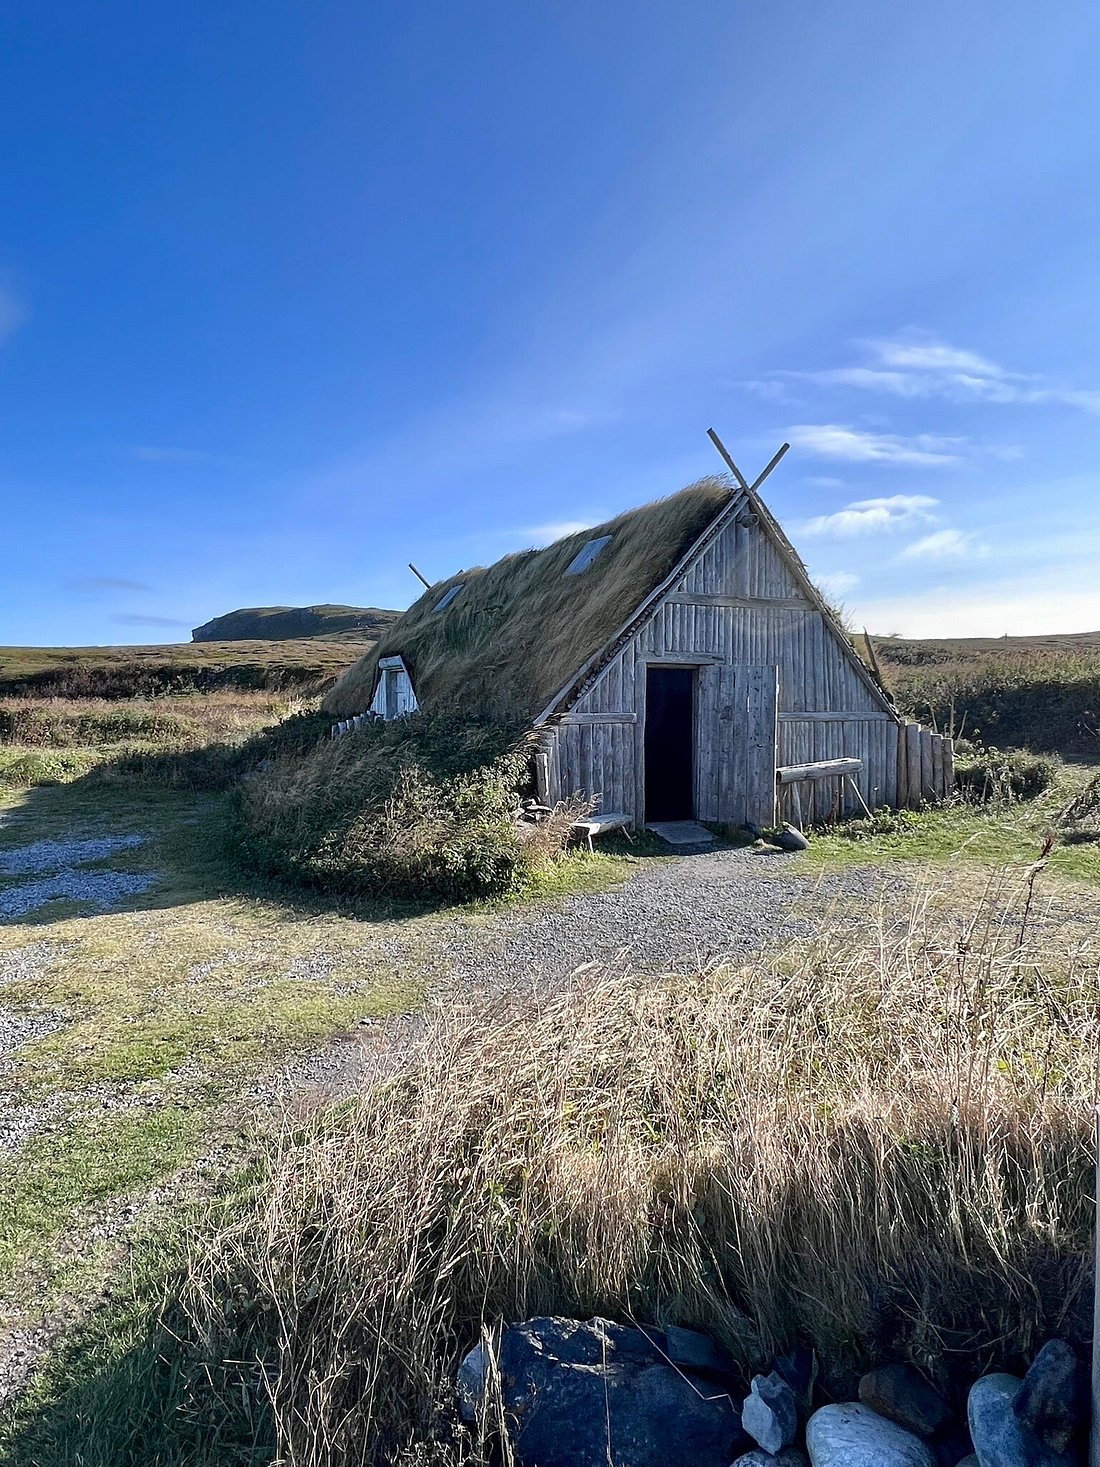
[706,427,790,498]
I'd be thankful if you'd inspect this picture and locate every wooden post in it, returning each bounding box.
[906,724,923,808]
[942,736,955,795]
[920,729,934,802]
[534,751,550,806]
[791,780,803,831]
[932,734,945,801]
[896,724,909,809]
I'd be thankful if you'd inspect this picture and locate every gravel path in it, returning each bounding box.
[294,846,906,1097]
[0,835,146,877]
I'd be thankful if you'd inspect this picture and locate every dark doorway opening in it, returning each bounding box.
[644,666,695,822]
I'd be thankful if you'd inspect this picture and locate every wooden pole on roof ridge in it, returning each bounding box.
[408,562,432,589]
[706,429,790,495]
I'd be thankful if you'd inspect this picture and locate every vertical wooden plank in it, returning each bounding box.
[920,728,934,802]
[942,736,955,796]
[634,656,647,826]
[896,721,908,810]
[906,723,923,808]
[932,733,944,801]
[744,664,779,828]
[534,750,550,805]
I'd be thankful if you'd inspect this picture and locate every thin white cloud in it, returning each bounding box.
[522,519,594,546]
[801,494,939,539]
[786,423,964,466]
[899,528,987,562]
[0,282,27,344]
[816,570,860,597]
[767,330,1100,416]
[856,582,1100,639]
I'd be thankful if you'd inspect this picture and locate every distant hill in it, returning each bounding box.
[192,604,398,644]
[873,629,1100,668]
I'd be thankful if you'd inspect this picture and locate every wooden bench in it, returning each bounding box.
[571,812,631,851]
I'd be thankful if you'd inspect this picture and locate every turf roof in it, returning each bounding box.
[324,476,734,723]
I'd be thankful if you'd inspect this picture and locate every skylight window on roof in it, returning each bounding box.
[564,535,612,575]
[433,583,465,612]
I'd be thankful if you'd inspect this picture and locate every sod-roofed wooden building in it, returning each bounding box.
[325,459,952,831]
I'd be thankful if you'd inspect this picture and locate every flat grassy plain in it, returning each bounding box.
[0,638,371,699]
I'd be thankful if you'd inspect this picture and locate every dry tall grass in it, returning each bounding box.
[167,865,1098,1466]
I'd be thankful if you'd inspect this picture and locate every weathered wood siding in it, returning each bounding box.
[545,514,920,826]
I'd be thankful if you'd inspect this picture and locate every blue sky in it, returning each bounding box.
[3,1,1100,645]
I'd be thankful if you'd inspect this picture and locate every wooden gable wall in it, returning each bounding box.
[543,511,900,826]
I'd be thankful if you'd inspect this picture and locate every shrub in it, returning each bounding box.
[235,712,566,903]
[955,745,1058,802]
[889,649,1100,756]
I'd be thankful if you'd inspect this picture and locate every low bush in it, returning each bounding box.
[235,712,571,903]
[10,873,1093,1466]
[889,649,1100,756]
[954,745,1059,802]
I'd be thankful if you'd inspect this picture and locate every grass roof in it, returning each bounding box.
[324,476,733,724]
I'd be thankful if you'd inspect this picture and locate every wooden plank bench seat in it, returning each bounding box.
[571,811,631,851]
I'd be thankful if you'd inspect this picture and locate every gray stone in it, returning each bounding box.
[806,1402,936,1466]
[733,1451,809,1467]
[774,824,810,852]
[955,1457,978,1467]
[967,1373,1077,1467]
[858,1363,952,1438]
[744,1371,800,1454]
[489,1316,750,1467]
[1013,1340,1087,1453]
[660,1323,733,1378]
[775,1345,818,1419]
[456,1340,487,1423]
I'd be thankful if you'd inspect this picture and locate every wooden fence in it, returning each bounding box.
[897,722,954,808]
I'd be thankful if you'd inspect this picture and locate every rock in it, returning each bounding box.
[967,1373,1077,1467]
[806,1402,936,1466]
[775,1345,818,1419]
[456,1339,487,1423]
[929,1425,975,1467]
[858,1363,951,1438]
[485,1316,749,1467]
[743,1372,800,1454]
[774,825,810,852]
[660,1323,734,1378]
[955,1457,978,1467]
[1013,1340,1087,1453]
[733,1450,809,1466]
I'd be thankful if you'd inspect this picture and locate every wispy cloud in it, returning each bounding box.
[816,570,860,597]
[65,575,150,593]
[523,519,594,546]
[764,330,1100,415]
[899,528,987,562]
[786,424,963,466]
[801,494,939,538]
[0,280,27,345]
[112,613,189,628]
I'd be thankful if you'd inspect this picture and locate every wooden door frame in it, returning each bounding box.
[633,655,722,826]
